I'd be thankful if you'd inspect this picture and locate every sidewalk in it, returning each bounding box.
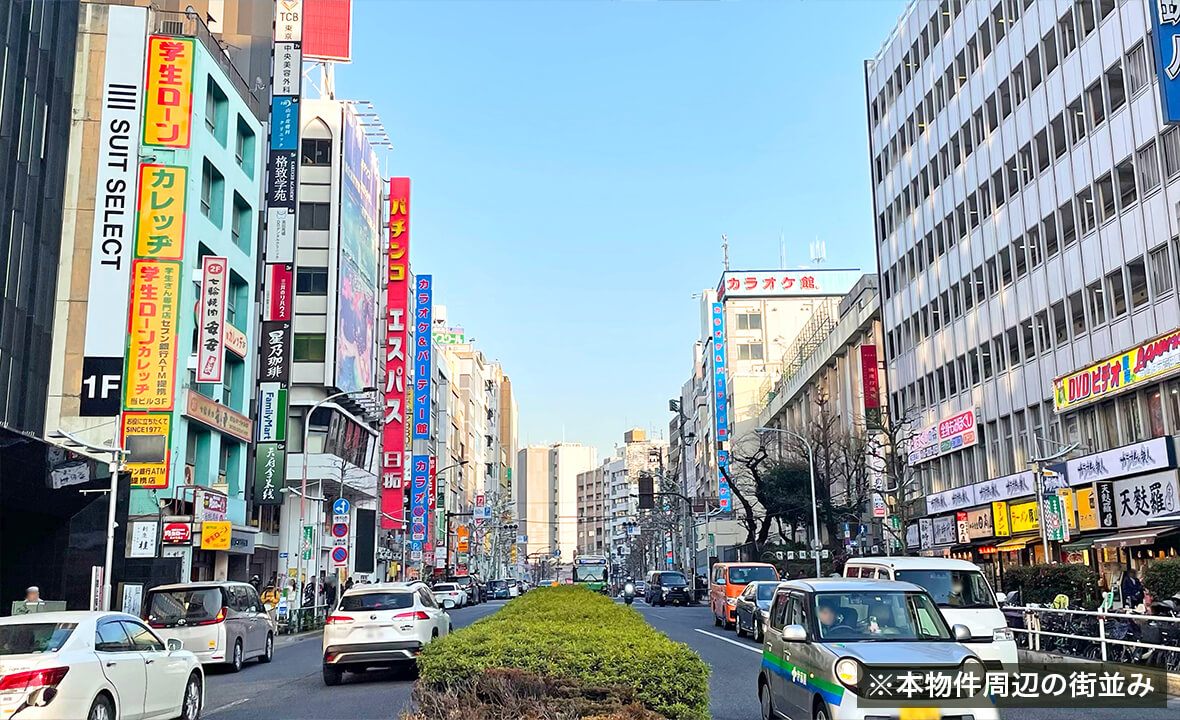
[1019,649,1180,697]
[275,627,322,648]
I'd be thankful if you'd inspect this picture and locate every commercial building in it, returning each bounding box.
[517,442,596,562]
[866,0,1180,574]
[576,462,608,555]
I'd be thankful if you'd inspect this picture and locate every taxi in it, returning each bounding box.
[757,578,998,720]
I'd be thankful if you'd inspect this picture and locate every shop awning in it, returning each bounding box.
[1060,536,1104,552]
[1147,510,1180,525]
[994,536,1036,551]
[1091,527,1179,550]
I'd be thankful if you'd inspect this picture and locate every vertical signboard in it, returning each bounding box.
[197,257,228,382]
[410,455,429,557]
[143,36,194,148]
[426,456,437,556]
[303,0,353,62]
[710,303,729,440]
[382,178,411,530]
[80,4,148,416]
[860,344,881,427]
[413,276,433,438]
[336,104,379,393]
[253,443,285,506]
[717,449,731,512]
[1152,2,1180,125]
[121,412,171,488]
[125,260,182,410]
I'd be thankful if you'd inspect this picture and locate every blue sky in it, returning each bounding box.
[337,0,907,458]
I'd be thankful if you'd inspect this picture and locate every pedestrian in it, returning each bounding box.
[345,576,354,591]
[324,578,337,609]
[1121,569,1144,607]
[13,586,45,615]
[250,574,261,592]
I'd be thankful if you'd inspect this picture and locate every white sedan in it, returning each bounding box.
[0,611,203,720]
[431,583,467,608]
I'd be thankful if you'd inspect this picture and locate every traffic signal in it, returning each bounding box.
[638,473,654,510]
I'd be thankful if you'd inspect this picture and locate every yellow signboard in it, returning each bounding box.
[125,260,181,410]
[143,36,194,147]
[1058,489,1078,530]
[992,502,1011,537]
[1077,487,1098,530]
[1053,326,1180,412]
[121,412,171,488]
[135,165,186,260]
[200,521,232,550]
[1009,500,1040,534]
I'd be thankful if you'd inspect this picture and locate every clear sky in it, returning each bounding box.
[336,0,908,458]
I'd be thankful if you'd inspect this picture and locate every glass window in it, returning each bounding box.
[728,566,778,584]
[301,138,332,165]
[1138,140,1161,194]
[895,569,995,608]
[769,593,789,630]
[1095,173,1116,222]
[122,622,164,652]
[1059,200,1077,246]
[1077,187,1096,234]
[1122,393,1145,442]
[1115,157,1137,209]
[145,588,225,628]
[1043,212,1060,257]
[95,622,133,652]
[1126,42,1151,96]
[0,623,76,655]
[1150,244,1174,296]
[813,590,952,641]
[736,313,762,330]
[1053,300,1069,344]
[1106,62,1126,114]
[1107,269,1128,317]
[1088,282,1107,325]
[296,267,328,295]
[340,592,414,611]
[1000,247,1013,285]
[737,343,763,361]
[1127,257,1149,308]
[293,333,327,362]
[1148,389,1166,438]
[1007,327,1022,366]
[298,202,330,231]
[1163,128,1180,179]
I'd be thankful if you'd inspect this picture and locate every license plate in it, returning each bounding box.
[899,708,939,720]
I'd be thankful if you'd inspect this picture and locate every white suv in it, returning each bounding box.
[321,582,451,685]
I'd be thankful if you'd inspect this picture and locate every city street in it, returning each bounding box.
[202,602,503,719]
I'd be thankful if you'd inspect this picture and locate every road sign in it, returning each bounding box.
[333,498,350,516]
[331,546,348,566]
[332,523,348,538]
[279,552,288,559]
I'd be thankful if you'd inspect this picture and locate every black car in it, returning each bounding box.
[448,575,481,604]
[646,570,691,606]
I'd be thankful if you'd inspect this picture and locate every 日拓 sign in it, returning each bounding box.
[1152,2,1180,124]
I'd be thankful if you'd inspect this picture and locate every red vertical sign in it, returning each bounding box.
[860,344,880,410]
[381,178,411,530]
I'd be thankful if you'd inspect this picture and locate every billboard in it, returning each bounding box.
[907,408,977,466]
[335,104,379,392]
[254,443,285,506]
[122,412,171,488]
[382,178,411,530]
[197,256,228,383]
[143,36,194,147]
[1053,327,1180,412]
[410,455,429,554]
[303,0,353,62]
[80,4,148,417]
[711,303,729,440]
[134,164,187,260]
[1151,2,1180,125]
[716,269,861,300]
[413,276,433,439]
[125,260,182,411]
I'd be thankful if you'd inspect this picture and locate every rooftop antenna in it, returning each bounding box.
[722,234,729,270]
[810,237,826,265]
[779,230,785,269]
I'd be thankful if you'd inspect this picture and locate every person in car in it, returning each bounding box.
[817,598,841,634]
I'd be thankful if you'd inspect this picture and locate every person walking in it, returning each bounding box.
[1121,569,1144,608]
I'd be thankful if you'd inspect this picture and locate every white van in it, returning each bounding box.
[844,557,1017,667]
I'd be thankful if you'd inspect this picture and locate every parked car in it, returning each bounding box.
[506,579,521,597]
[645,571,692,606]
[757,578,997,720]
[448,575,481,604]
[0,610,204,720]
[431,583,467,608]
[487,580,510,600]
[322,582,450,685]
[735,580,779,642]
[844,557,1017,668]
[633,580,646,597]
[143,581,276,671]
[710,562,779,629]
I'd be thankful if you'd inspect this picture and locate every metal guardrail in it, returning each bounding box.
[276,604,331,635]
[1005,605,1180,668]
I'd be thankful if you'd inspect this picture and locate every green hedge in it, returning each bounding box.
[1002,563,1100,605]
[417,586,709,719]
[1143,558,1180,600]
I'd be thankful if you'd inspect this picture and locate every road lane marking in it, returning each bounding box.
[206,698,251,716]
[693,628,762,654]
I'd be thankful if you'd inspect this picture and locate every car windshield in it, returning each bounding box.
[339,592,414,611]
[659,572,687,586]
[0,623,76,655]
[434,584,457,592]
[728,566,777,584]
[489,580,507,589]
[573,566,607,582]
[813,590,952,642]
[756,583,777,601]
[449,577,471,586]
[145,588,224,627]
[894,569,996,609]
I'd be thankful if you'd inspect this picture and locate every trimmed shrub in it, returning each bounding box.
[417,586,709,719]
[1002,563,1100,605]
[1143,558,1180,600]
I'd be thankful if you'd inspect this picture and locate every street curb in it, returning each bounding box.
[276,628,322,648]
[1018,648,1180,696]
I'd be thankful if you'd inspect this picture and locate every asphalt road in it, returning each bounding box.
[202,600,502,720]
[628,598,1180,720]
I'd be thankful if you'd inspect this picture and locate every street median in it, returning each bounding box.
[411,586,710,719]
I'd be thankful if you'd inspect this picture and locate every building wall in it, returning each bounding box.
[576,463,607,554]
[0,0,79,434]
[867,0,1180,499]
[518,445,551,558]
[551,443,596,561]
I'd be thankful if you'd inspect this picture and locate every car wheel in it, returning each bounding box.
[724,615,735,631]
[230,639,243,673]
[736,618,747,637]
[180,673,202,720]
[322,665,343,686]
[754,620,764,643]
[759,679,774,720]
[714,610,722,627]
[88,694,114,720]
[814,699,830,720]
[259,633,274,663]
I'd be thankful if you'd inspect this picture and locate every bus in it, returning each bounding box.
[572,554,609,593]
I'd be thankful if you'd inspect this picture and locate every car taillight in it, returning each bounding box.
[325,615,354,625]
[192,606,227,626]
[0,667,69,692]
[393,611,430,620]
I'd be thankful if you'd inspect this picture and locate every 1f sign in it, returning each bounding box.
[80,357,124,416]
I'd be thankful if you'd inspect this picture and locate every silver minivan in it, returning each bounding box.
[144,581,276,671]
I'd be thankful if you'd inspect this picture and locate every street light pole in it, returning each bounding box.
[756,426,821,578]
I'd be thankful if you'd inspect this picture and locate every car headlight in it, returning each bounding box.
[834,657,861,688]
[726,597,737,607]
[960,656,986,687]
[992,626,1014,642]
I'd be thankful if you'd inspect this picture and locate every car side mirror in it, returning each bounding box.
[781,624,807,642]
[995,592,1006,605]
[442,599,455,609]
[952,624,972,642]
[166,638,183,652]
